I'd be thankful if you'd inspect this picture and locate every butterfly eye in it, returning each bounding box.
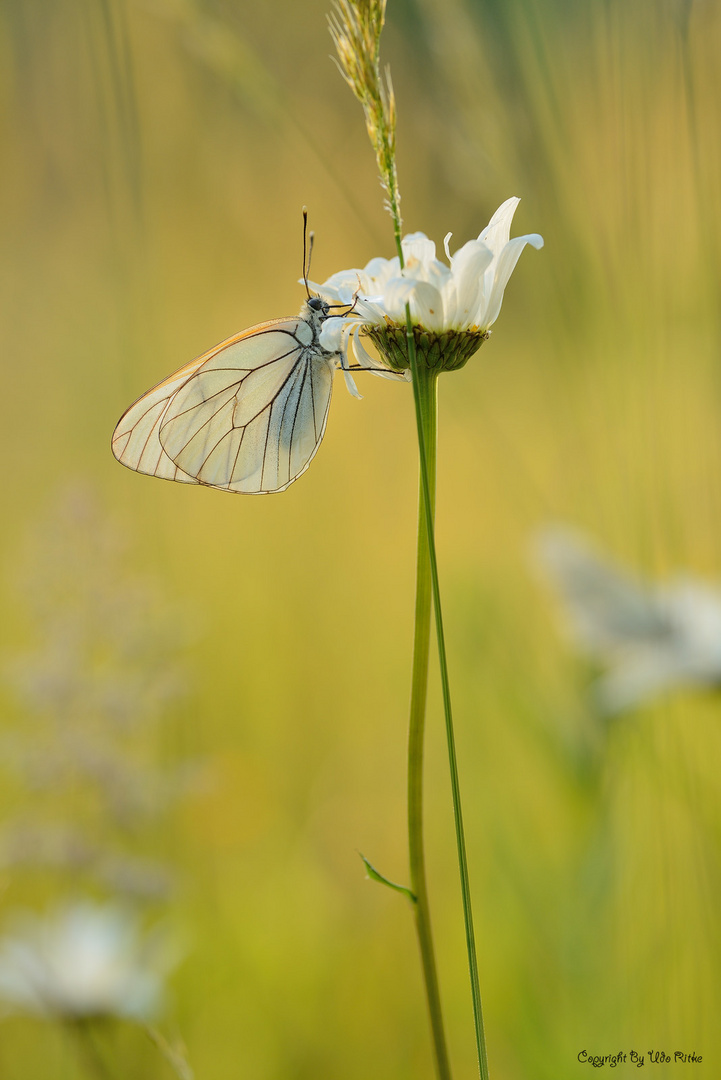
[307,296,327,314]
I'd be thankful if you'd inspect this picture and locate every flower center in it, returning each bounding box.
[364,322,490,374]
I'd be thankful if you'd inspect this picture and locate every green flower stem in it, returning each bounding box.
[405,307,490,1080]
[407,362,452,1080]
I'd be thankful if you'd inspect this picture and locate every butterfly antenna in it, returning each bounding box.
[302,207,315,299]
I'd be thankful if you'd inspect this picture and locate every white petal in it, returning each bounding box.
[477,196,520,255]
[315,261,398,303]
[321,318,363,398]
[362,256,398,290]
[350,327,378,369]
[363,256,393,276]
[423,257,452,291]
[305,279,345,305]
[398,253,451,291]
[406,281,446,331]
[308,273,360,304]
[340,352,362,399]
[337,302,385,331]
[353,297,386,322]
[402,232,436,264]
[383,276,419,318]
[482,233,544,328]
[397,256,426,281]
[341,367,362,398]
[450,239,494,277]
[319,317,346,351]
[445,240,494,327]
[384,277,445,330]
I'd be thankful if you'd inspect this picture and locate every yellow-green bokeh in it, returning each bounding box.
[1,0,720,1077]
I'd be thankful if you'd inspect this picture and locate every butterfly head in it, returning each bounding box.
[305,295,330,319]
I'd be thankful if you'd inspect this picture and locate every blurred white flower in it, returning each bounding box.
[314,197,543,374]
[0,901,175,1020]
[534,526,721,715]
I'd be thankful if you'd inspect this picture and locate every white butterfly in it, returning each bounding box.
[112,297,353,495]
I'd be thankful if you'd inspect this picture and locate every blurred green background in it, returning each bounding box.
[1,0,720,1077]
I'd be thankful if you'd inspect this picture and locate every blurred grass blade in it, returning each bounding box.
[144,1025,195,1080]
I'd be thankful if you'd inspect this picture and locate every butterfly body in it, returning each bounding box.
[112,299,342,494]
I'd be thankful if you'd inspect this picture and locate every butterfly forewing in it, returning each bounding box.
[112,313,336,495]
[111,357,208,484]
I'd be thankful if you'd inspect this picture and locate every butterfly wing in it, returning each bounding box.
[111,353,210,485]
[112,317,335,494]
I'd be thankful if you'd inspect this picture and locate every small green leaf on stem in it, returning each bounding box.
[359,852,417,903]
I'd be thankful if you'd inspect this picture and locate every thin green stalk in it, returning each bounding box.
[407,364,452,1080]
[330,0,491,1061]
[404,308,490,1080]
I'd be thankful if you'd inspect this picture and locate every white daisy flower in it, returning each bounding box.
[535,526,721,715]
[314,197,543,375]
[0,901,176,1020]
